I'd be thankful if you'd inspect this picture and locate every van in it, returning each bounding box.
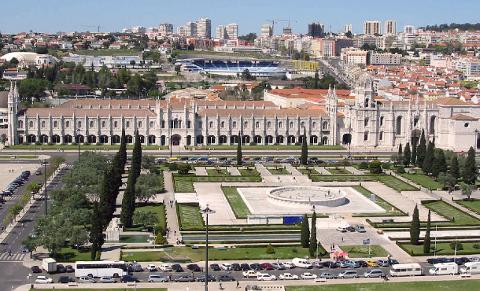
[460,262,480,274]
[291,258,312,269]
[429,262,458,275]
[389,263,423,277]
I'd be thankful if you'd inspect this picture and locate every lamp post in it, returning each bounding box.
[201,205,215,291]
[42,159,48,216]
[76,128,81,161]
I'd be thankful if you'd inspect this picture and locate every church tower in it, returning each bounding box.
[326,85,338,145]
[7,80,19,146]
[355,75,375,108]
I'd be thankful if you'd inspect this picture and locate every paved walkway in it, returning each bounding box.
[314,166,331,175]
[195,167,207,176]
[228,166,241,176]
[163,171,182,244]
[346,166,364,175]
[284,164,303,176]
[255,164,271,177]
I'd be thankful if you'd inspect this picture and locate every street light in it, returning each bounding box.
[201,204,215,291]
[42,159,48,216]
[76,128,81,161]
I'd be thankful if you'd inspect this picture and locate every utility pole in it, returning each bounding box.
[201,205,215,291]
[43,160,48,216]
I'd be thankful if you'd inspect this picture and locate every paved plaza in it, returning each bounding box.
[0,163,41,191]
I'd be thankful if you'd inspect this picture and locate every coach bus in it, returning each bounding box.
[74,261,127,278]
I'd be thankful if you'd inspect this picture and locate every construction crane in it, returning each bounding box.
[265,19,297,35]
[80,25,102,33]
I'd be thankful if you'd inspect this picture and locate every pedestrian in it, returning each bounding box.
[236,280,240,288]
[341,237,344,242]
[219,282,223,290]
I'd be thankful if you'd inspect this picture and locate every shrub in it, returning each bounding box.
[449,242,463,251]
[396,166,406,174]
[473,243,480,249]
[177,163,192,175]
[358,162,369,170]
[168,163,178,171]
[369,160,383,174]
[266,244,275,254]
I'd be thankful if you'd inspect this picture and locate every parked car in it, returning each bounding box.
[319,272,336,279]
[220,263,232,271]
[240,263,251,271]
[300,272,317,280]
[187,264,201,272]
[172,264,184,272]
[56,264,66,273]
[279,273,299,280]
[65,265,75,273]
[195,274,216,282]
[355,225,366,233]
[128,262,143,272]
[148,274,169,282]
[249,263,262,271]
[35,276,53,284]
[257,273,277,281]
[146,264,157,272]
[231,263,242,271]
[243,270,259,278]
[58,276,75,283]
[272,262,286,270]
[323,261,338,269]
[210,264,221,271]
[31,266,42,273]
[339,260,350,268]
[99,276,116,283]
[283,262,295,269]
[174,275,195,282]
[159,263,173,272]
[377,259,390,267]
[338,270,358,279]
[121,275,139,283]
[366,260,379,267]
[364,269,385,278]
[78,276,96,283]
[357,260,368,268]
[261,263,274,270]
[217,274,235,281]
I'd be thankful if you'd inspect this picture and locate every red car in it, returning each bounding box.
[261,263,274,270]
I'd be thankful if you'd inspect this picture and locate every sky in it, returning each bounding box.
[1,0,480,35]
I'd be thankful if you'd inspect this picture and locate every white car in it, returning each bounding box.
[159,263,173,272]
[99,276,116,283]
[78,276,96,283]
[35,276,53,284]
[243,270,259,278]
[279,273,299,280]
[301,272,318,280]
[257,273,277,281]
[283,262,295,269]
[220,263,232,271]
[146,264,157,272]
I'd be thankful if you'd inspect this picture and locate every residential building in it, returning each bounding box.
[308,22,325,38]
[364,21,381,35]
[158,23,173,36]
[197,17,212,39]
[225,23,239,40]
[384,20,397,35]
[344,24,353,33]
[215,25,226,39]
[340,48,368,66]
[369,52,402,65]
[261,24,273,38]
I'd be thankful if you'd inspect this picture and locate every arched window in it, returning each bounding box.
[29,121,34,128]
[267,121,271,128]
[138,121,142,128]
[209,121,213,128]
[255,121,260,128]
[102,121,106,128]
[232,121,237,128]
[161,120,165,128]
[18,120,24,128]
[289,122,294,129]
[364,117,369,127]
[126,121,130,128]
[221,121,225,128]
[380,116,384,126]
[379,131,384,140]
[114,121,118,128]
[322,121,328,130]
[65,121,70,128]
[53,121,58,128]
[89,120,94,128]
[364,131,369,141]
[396,116,402,135]
[300,121,305,128]
[278,122,283,128]
[430,116,436,134]
[41,121,46,128]
[244,121,248,128]
[77,121,82,128]
[150,121,154,128]
[312,122,316,128]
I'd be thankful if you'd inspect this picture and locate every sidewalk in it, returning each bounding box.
[164,171,182,244]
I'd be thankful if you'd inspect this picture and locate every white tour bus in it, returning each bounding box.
[389,263,423,277]
[75,261,128,278]
[460,262,480,274]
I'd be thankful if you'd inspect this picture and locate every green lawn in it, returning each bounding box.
[173,174,261,193]
[310,175,377,182]
[376,175,418,192]
[222,187,251,218]
[131,203,166,231]
[267,167,290,175]
[424,200,480,225]
[122,245,318,262]
[206,168,230,176]
[286,280,480,291]
[177,203,205,230]
[401,173,443,190]
[119,235,150,243]
[297,167,317,175]
[457,199,480,215]
[53,247,92,262]
[398,241,480,256]
[327,168,351,175]
[73,48,142,56]
[340,245,389,258]
[353,186,405,216]
[239,167,260,176]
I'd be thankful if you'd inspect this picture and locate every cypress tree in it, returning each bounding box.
[300,214,310,248]
[416,130,426,167]
[422,141,435,174]
[450,155,460,181]
[403,142,411,166]
[236,131,242,166]
[119,128,127,168]
[301,128,308,165]
[397,144,403,164]
[463,147,477,185]
[410,205,420,245]
[309,212,317,257]
[423,210,431,254]
[411,138,417,166]
[432,149,447,178]
[89,202,105,260]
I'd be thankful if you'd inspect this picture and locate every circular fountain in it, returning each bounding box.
[267,186,348,207]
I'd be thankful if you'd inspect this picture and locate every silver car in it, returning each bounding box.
[148,274,169,282]
[364,269,384,278]
[338,270,358,279]
[78,276,96,283]
[99,276,116,283]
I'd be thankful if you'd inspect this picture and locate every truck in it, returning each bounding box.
[42,258,57,274]
[429,262,458,275]
[460,262,480,275]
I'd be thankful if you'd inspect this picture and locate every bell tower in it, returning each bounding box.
[3,71,26,146]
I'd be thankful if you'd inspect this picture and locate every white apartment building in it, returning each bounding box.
[261,24,273,38]
[215,25,226,39]
[185,22,197,37]
[454,58,480,79]
[369,52,402,65]
[341,48,368,66]
[364,21,381,35]
[384,20,397,35]
[226,23,239,40]
[344,24,353,33]
[158,23,173,36]
[197,17,212,39]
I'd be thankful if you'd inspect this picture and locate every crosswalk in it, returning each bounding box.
[0,252,26,262]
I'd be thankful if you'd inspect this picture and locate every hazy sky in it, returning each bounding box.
[1,0,479,35]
